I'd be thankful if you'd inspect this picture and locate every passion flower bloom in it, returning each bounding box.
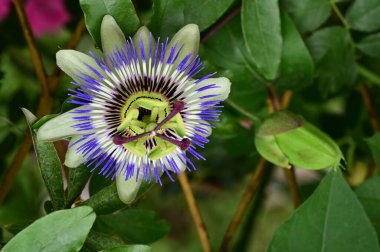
[37,15,231,203]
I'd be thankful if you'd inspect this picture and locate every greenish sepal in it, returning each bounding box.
[255,134,290,168]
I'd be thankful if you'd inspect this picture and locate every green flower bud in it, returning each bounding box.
[255,111,343,170]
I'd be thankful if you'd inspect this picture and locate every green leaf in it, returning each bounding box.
[82,182,125,214]
[149,0,185,37]
[184,0,235,31]
[347,0,380,32]
[357,33,380,59]
[2,206,96,252]
[242,0,282,80]
[66,165,92,207]
[365,132,380,168]
[267,170,380,252]
[22,108,65,210]
[85,230,125,251]
[203,16,267,115]
[80,0,140,47]
[275,13,314,90]
[97,209,170,244]
[306,27,357,95]
[280,0,331,33]
[101,245,151,252]
[355,175,380,242]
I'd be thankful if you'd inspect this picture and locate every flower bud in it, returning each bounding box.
[255,111,343,170]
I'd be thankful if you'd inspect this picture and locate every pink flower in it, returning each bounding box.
[0,0,12,21]
[0,0,71,37]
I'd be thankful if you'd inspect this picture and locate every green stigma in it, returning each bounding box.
[115,92,187,160]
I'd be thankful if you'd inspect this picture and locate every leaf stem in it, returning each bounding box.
[178,173,211,252]
[329,0,355,48]
[201,4,242,43]
[358,64,380,87]
[225,99,261,123]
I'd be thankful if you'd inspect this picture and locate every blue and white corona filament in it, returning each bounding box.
[37,15,231,203]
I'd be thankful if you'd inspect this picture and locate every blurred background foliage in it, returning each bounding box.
[1,0,380,251]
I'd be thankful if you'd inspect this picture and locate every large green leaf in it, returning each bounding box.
[203,16,267,116]
[365,132,380,168]
[80,0,140,47]
[267,170,379,252]
[97,209,170,244]
[306,27,357,95]
[149,0,185,37]
[242,0,282,80]
[347,0,380,32]
[357,33,380,59]
[275,13,314,90]
[101,245,151,252]
[2,206,96,252]
[184,0,235,31]
[22,108,65,210]
[84,230,125,251]
[356,175,380,242]
[82,182,125,214]
[280,0,331,33]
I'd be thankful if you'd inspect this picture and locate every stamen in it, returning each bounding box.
[154,100,185,131]
[156,133,191,151]
[113,132,149,145]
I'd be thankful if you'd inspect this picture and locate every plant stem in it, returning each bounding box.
[0,12,86,203]
[178,173,211,252]
[219,158,267,252]
[225,99,261,123]
[358,64,380,87]
[358,84,380,131]
[201,4,242,43]
[12,0,49,100]
[329,0,355,48]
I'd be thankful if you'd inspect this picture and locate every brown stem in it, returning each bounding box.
[358,84,380,177]
[12,0,49,98]
[201,4,242,43]
[219,158,267,252]
[0,14,85,203]
[179,173,211,252]
[358,84,380,131]
[283,168,301,207]
[49,17,86,92]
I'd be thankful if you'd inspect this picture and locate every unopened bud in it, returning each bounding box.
[255,111,343,170]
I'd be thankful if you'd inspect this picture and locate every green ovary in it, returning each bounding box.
[118,92,186,160]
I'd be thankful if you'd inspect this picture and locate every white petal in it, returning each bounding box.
[186,77,231,102]
[101,15,127,55]
[56,50,102,83]
[37,106,89,142]
[168,154,187,173]
[64,136,87,168]
[167,24,200,66]
[116,170,143,204]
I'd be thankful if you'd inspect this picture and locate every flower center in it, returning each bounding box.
[113,92,189,160]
